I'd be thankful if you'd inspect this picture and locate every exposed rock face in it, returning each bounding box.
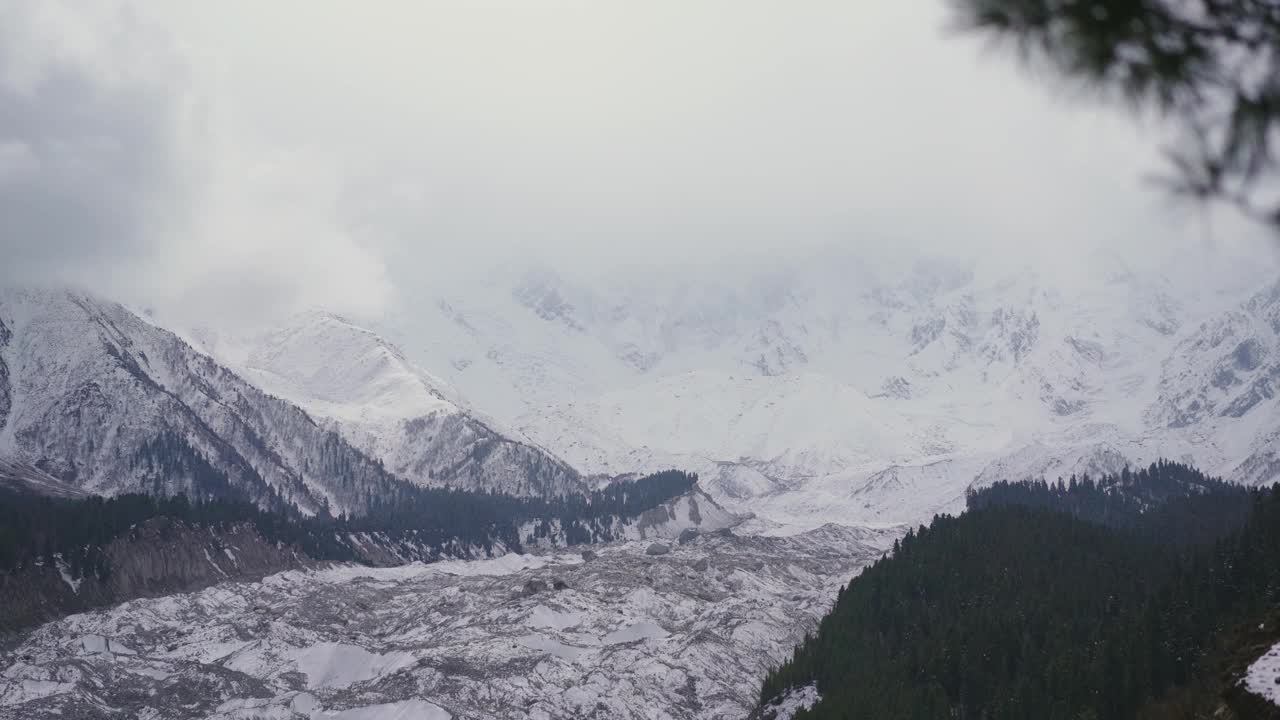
[0,518,310,633]
[0,459,85,498]
[520,579,548,596]
[645,542,671,556]
[105,518,304,599]
[0,317,9,431]
[0,518,480,635]
[624,490,731,541]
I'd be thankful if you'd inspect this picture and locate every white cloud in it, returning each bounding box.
[0,0,1274,326]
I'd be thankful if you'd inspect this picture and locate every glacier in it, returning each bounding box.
[0,525,893,719]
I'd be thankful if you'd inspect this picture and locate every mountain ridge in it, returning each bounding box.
[0,288,584,514]
[320,252,1280,531]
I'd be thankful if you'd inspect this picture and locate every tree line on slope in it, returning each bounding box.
[0,432,699,577]
[759,461,1280,719]
[968,460,1254,546]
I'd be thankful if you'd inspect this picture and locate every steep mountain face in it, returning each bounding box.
[204,311,584,497]
[1147,281,1280,485]
[0,314,11,431]
[312,249,1280,531]
[0,290,583,512]
[0,459,84,498]
[0,289,427,516]
[0,517,313,633]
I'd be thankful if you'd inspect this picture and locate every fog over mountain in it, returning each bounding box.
[3,0,1275,329]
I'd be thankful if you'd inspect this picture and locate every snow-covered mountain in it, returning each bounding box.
[265,246,1280,532]
[0,289,581,515]
[196,310,583,497]
[8,244,1278,533]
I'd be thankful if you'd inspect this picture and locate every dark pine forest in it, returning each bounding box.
[0,434,698,578]
[759,461,1280,719]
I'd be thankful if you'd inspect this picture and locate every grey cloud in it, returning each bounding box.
[0,12,188,289]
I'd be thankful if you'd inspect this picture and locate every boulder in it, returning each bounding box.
[580,550,597,562]
[645,542,671,556]
[520,579,548,596]
[693,558,709,572]
[677,528,699,545]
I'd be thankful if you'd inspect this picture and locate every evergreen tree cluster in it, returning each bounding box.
[759,462,1280,719]
[950,0,1280,234]
[523,469,698,546]
[353,468,697,554]
[0,489,322,577]
[0,431,699,577]
[132,432,247,503]
[968,460,1254,546]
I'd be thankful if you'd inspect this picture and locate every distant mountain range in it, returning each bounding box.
[4,246,1280,529]
[219,248,1280,530]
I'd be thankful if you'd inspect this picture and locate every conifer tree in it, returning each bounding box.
[950,0,1280,232]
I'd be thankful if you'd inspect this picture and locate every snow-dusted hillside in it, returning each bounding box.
[0,289,415,515]
[292,248,1280,531]
[0,289,577,516]
[201,310,584,497]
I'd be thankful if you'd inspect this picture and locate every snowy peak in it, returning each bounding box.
[241,309,459,424]
[215,309,585,498]
[0,289,472,515]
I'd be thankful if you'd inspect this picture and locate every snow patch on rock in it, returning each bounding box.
[1246,640,1280,707]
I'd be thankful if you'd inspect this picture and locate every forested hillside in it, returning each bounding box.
[0,466,699,577]
[968,461,1254,546]
[758,462,1280,719]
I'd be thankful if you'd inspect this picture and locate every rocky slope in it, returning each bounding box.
[0,517,311,633]
[0,459,84,499]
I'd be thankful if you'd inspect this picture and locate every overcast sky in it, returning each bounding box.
[1,0,1274,326]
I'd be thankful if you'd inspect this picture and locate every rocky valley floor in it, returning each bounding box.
[0,525,892,720]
